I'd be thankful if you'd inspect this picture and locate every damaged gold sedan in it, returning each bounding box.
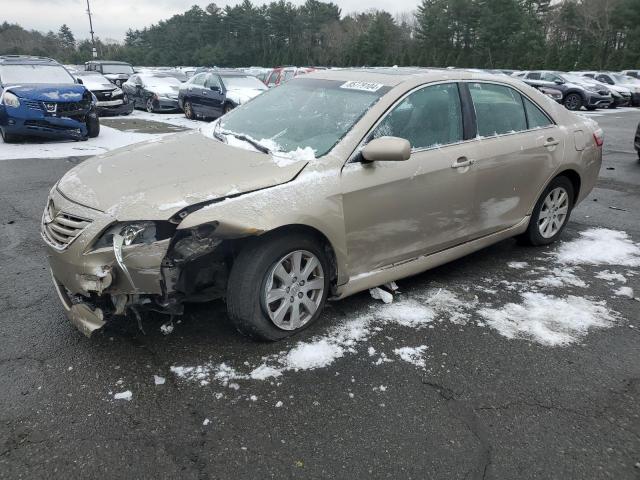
[43,69,603,340]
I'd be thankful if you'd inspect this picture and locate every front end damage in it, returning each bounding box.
[43,194,248,337]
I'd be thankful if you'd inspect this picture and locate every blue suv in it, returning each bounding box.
[0,55,100,143]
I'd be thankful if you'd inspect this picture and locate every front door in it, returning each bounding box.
[341,82,477,278]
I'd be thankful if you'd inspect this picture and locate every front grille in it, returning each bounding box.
[42,199,91,250]
[24,100,43,111]
[93,90,121,101]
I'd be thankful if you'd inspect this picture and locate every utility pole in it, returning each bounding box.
[86,0,97,58]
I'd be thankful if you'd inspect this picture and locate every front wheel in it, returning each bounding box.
[146,98,155,113]
[0,128,18,143]
[226,233,330,341]
[86,111,100,138]
[563,93,583,111]
[519,176,574,246]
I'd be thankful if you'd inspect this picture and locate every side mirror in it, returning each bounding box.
[75,77,83,85]
[361,136,411,162]
[210,85,220,92]
[553,79,564,85]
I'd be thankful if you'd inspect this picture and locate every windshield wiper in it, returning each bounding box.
[218,129,272,154]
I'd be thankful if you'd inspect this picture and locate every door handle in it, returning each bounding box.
[543,138,560,147]
[451,157,475,168]
[202,91,208,95]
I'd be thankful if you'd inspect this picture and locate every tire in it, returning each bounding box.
[226,232,330,341]
[0,128,18,143]
[223,103,234,115]
[563,93,583,111]
[519,176,574,246]
[184,101,195,120]
[146,98,155,113]
[86,111,100,138]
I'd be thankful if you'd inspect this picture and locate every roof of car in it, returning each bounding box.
[305,67,527,88]
[86,60,132,65]
[0,55,59,65]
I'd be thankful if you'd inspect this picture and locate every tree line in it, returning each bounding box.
[1,0,639,70]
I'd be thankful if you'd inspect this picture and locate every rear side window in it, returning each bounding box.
[372,83,463,150]
[523,97,552,129]
[526,72,541,80]
[469,83,527,136]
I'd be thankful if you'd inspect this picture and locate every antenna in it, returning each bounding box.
[86,0,97,58]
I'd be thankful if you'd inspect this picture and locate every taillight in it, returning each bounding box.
[593,128,604,147]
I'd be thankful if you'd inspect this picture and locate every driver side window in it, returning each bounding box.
[205,75,221,90]
[371,83,463,150]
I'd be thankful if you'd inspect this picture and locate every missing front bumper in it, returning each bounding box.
[51,270,106,337]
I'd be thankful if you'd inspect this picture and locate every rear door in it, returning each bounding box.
[341,82,478,277]
[465,81,566,236]
[185,73,207,115]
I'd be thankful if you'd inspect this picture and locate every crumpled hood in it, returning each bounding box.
[226,88,266,105]
[82,79,117,91]
[57,131,309,220]
[7,84,87,102]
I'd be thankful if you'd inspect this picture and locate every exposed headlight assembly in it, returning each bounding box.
[2,91,20,108]
[92,221,175,250]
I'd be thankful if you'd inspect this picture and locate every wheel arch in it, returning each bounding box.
[555,169,581,205]
[243,224,340,293]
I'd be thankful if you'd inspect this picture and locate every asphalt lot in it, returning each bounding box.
[1,109,639,479]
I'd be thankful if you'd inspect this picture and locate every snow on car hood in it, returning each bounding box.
[56,130,309,220]
[81,79,117,91]
[6,84,87,102]
[226,87,266,105]
[148,85,180,96]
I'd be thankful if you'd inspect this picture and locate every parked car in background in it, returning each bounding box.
[179,70,268,119]
[243,67,272,84]
[265,66,315,87]
[0,55,99,142]
[582,72,640,106]
[635,121,640,160]
[621,70,640,80]
[122,74,181,113]
[537,86,563,102]
[570,71,632,108]
[514,71,612,110]
[45,69,603,339]
[74,71,133,116]
[85,60,135,87]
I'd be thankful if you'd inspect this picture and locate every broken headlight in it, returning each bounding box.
[92,221,175,250]
[171,223,221,262]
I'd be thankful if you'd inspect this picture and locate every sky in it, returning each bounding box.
[1,0,418,42]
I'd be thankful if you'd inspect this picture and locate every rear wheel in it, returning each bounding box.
[563,93,583,111]
[226,232,330,341]
[519,176,574,246]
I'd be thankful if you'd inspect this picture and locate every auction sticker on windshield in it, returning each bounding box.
[340,81,384,92]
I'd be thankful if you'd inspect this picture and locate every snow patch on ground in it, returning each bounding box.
[595,270,627,283]
[478,292,616,346]
[0,126,168,161]
[614,286,634,298]
[508,261,529,269]
[394,346,428,367]
[536,268,587,288]
[555,229,640,267]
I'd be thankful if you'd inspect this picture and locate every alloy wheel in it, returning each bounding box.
[146,99,154,113]
[263,250,325,330]
[538,187,569,238]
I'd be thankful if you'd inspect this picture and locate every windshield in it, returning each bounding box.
[561,73,589,84]
[215,78,389,158]
[141,76,181,88]
[0,64,74,85]
[221,75,267,90]
[102,64,134,74]
[612,73,639,84]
